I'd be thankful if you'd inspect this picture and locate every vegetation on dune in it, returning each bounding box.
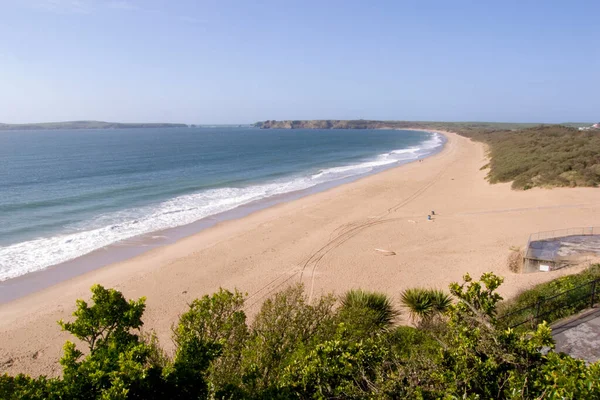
[468,125,600,189]
[3,271,600,399]
[395,122,600,190]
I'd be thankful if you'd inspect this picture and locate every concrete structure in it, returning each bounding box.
[553,308,600,364]
[523,228,600,273]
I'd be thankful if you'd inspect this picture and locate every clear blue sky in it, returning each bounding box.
[0,0,598,124]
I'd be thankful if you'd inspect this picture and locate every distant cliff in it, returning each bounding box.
[254,120,402,129]
[0,121,188,130]
[253,120,549,132]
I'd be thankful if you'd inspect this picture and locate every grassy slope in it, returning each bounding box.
[436,124,600,190]
[498,264,600,329]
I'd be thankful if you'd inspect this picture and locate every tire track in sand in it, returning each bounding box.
[245,135,457,308]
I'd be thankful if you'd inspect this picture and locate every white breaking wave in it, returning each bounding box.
[0,132,444,281]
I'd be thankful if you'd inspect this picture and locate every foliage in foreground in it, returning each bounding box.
[2,273,600,399]
[400,287,452,325]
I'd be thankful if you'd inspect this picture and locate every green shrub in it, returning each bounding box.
[340,289,399,329]
[173,288,248,395]
[240,284,336,393]
[4,272,600,399]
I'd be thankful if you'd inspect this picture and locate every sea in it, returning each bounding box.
[0,127,443,282]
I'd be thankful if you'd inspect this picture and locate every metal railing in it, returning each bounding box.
[523,227,600,271]
[498,278,599,329]
[526,226,600,250]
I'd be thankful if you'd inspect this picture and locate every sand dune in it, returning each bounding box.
[1,130,599,376]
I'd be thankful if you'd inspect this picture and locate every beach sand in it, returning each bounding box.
[2,130,600,376]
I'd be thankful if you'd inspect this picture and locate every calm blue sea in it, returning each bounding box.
[0,127,442,281]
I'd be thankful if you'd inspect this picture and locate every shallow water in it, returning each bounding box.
[0,127,442,281]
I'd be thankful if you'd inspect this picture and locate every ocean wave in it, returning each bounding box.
[0,132,444,281]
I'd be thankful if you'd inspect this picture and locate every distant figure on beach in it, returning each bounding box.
[431,210,435,215]
[427,215,432,221]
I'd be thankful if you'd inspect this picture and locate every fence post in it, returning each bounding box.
[534,300,542,326]
[591,280,597,309]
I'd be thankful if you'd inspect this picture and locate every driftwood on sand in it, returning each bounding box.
[374,248,396,256]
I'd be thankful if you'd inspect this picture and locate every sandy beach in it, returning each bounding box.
[2,130,600,377]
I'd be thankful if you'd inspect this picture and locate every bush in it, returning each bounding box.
[507,247,524,273]
[173,288,248,395]
[4,273,600,399]
[339,289,399,329]
[240,284,336,393]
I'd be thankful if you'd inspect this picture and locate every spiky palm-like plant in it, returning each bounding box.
[429,289,452,314]
[340,289,399,329]
[401,288,452,323]
[401,288,434,322]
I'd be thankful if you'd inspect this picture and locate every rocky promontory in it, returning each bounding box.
[254,120,405,129]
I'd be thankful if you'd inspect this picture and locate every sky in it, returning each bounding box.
[0,0,598,124]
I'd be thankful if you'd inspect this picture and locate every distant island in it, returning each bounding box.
[0,120,188,130]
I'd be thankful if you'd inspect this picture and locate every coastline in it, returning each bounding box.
[2,130,600,377]
[0,130,445,303]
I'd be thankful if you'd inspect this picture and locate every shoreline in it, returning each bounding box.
[0,129,445,304]
[2,130,600,377]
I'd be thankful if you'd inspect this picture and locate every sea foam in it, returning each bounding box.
[0,132,443,281]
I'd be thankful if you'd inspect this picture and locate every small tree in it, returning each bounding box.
[241,284,336,393]
[58,284,152,399]
[59,284,146,354]
[58,284,216,399]
[173,288,248,397]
